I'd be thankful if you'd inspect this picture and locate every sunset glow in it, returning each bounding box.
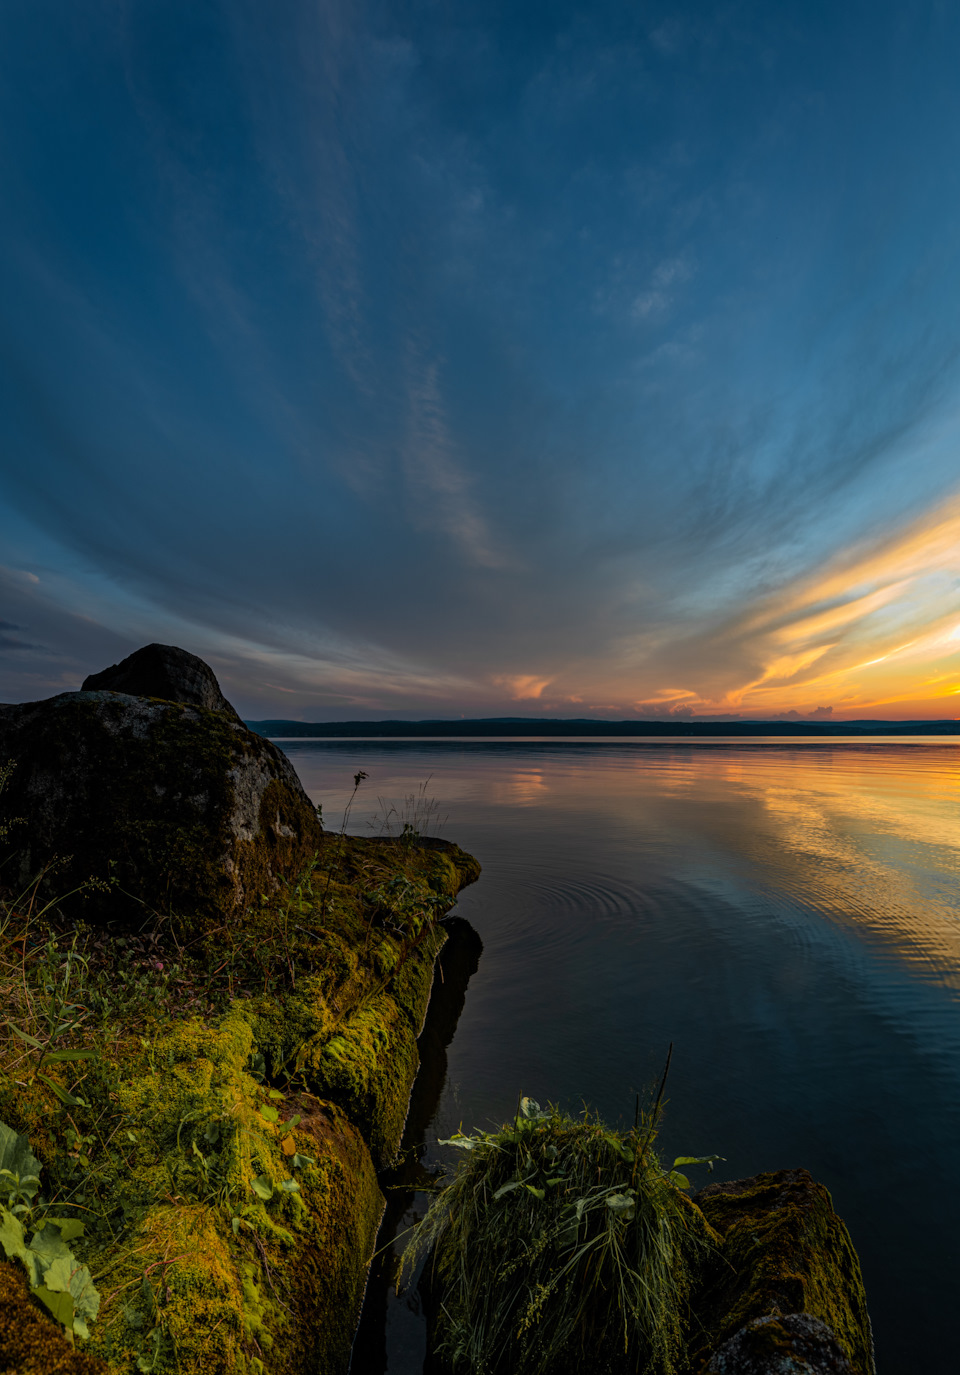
[3,4,960,722]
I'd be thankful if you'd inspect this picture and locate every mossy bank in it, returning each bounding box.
[0,645,480,1375]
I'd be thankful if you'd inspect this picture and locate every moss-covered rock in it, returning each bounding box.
[299,923,447,1168]
[0,653,321,932]
[0,652,487,1373]
[705,1312,857,1373]
[0,805,480,1374]
[691,1170,875,1375]
[0,1259,108,1375]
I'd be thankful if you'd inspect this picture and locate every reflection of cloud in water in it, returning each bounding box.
[655,748,960,992]
[280,738,960,989]
[492,769,547,807]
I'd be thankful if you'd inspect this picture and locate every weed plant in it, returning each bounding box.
[369,777,447,846]
[403,1096,721,1375]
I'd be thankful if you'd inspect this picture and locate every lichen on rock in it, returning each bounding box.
[0,646,481,1375]
[691,1169,875,1374]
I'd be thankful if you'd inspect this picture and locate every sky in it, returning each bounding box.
[3,1,960,721]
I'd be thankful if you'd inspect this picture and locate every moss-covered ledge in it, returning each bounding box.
[0,829,480,1375]
[690,1169,875,1374]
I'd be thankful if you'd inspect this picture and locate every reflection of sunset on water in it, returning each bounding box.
[282,736,960,1372]
[646,746,960,992]
[294,739,960,995]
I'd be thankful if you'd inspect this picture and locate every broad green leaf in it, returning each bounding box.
[544,1176,565,1187]
[251,1175,273,1200]
[437,1136,476,1150]
[41,1049,98,1063]
[0,1206,30,1273]
[232,1216,242,1236]
[70,1261,100,1328]
[33,1283,74,1331]
[672,1154,724,1169]
[291,1154,315,1169]
[605,1193,636,1220]
[524,1185,545,1200]
[493,1181,520,1200]
[267,1089,284,1101]
[259,1105,279,1124]
[519,1097,542,1120]
[279,1178,300,1193]
[668,1170,691,1190]
[42,1253,75,1294]
[29,1221,73,1273]
[46,1218,84,1243]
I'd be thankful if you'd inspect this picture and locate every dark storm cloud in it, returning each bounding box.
[2,1,960,717]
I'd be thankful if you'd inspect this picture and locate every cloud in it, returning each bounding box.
[402,351,507,569]
[494,674,552,701]
[632,256,695,318]
[638,493,960,717]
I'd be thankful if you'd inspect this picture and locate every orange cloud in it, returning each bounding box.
[708,495,960,715]
[494,674,553,700]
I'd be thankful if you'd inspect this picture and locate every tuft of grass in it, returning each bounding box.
[403,1095,721,1375]
[369,777,447,846]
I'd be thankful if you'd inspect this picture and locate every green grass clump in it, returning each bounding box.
[404,1097,720,1375]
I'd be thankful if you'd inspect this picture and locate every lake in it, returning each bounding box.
[278,738,960,1375]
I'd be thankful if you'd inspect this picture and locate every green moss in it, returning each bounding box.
[689,1169,875,1374]
[295,924,447,1167]
[0,1260,107,1375]
[1,787,480,1374]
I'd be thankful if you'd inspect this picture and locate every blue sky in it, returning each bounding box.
[3,0,960,719]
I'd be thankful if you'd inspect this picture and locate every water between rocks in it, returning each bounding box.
[278,737,960,1375]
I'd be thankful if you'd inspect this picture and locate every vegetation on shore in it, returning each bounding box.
[403,1094,722,1375]
[0,758,480,1375]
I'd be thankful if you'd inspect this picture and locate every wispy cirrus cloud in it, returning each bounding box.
[402,350,508,570]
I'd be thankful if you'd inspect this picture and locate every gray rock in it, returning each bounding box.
[0,648,321,931]
[81,642,241,720]
[706,1312,857,1374]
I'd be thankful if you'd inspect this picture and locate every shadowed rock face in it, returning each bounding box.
[81,643,241,720]
[706,1313,856,1373]
[0,646,321,931]
[692,1170,875,1375]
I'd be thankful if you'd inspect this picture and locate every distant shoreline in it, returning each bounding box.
[246,717,960,739]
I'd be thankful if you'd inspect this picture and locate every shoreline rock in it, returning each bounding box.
[0,645,323,932]
[0,647,480,1374]
[692,1169,875,1374]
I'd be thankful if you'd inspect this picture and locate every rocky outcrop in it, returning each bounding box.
[0,646,321,932]
[81,643,242,720]
[692,1170,875,1374]
[706,1313,856,1374]
[0,644,482,1374]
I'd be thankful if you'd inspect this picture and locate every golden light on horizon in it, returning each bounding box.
[687,495,960,718]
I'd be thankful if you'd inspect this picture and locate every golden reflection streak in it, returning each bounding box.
[560,749,960,985]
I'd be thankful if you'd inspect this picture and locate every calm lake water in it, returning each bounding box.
[278,738,960,1375]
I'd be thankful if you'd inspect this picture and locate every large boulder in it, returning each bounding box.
[0,645,322,931]
[81,643,242,720]
[692,1169,875,1375]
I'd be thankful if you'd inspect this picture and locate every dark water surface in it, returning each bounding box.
[278,739,960,1375]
